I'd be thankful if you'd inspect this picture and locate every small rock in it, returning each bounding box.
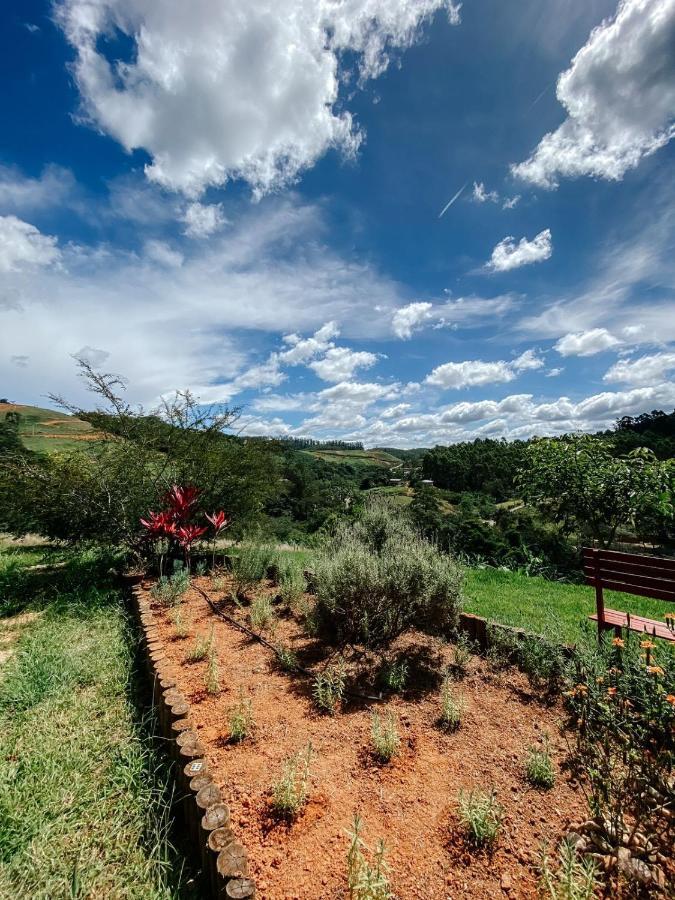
[501,872,512,892]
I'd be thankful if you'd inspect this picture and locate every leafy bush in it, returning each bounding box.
[271,743,312,818]
[313,659,346,714]
[150,563,190,606]
[370,712,400,762]
[377,658,409,693]
[279,565,306,608]
[438,675,466,730]
[228,692,253,743]
[230,542,277,600]
[525,735,555,789]
[314,500,462,646]
[346,814,392,900]
[249,595,274,631]
[457,788,503,847]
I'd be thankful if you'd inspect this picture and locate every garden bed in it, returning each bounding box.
[140,573,588,900]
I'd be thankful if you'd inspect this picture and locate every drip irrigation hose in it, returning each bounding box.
[194,585,382,703]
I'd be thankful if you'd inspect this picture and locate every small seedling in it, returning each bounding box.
[525,735,556,789]
[211,575,225,592]
[540,838,599,899]
[313,659,346,714]
[346,813,392,900]
[370,711,400,763]
[438,675,466,731]
[457,788,503,847]
[452,631,473,672]
[170,607,190,639]
[229,692,253,742]
[205,648,220,695]
[194,560,207,576]
[187,627,212,662]
[378,659,409,693]
[271,742,313,818]
[276,644,299,672]
[249,595,274,631]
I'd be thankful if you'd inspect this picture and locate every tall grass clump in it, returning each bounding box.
[540,839,599,899]
[314,499,462,646]
[346,814,392,900]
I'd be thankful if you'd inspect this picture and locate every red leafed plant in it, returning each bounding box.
[140,486,229,572]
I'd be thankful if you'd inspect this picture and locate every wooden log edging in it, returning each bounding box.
[131,586,256,900]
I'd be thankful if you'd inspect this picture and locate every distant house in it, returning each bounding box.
[389,478,403,485]
[420,479,434,486]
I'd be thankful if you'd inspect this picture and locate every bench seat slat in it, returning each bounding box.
[590,609,675,642]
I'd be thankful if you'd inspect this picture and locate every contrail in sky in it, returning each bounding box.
[438,182,467,218]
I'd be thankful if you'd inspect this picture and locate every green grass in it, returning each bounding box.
[1,402,99,454]
[464,566,674,644]
[302,448,401,468]
[0,549,193,899]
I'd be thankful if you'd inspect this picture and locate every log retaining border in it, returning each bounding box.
[131,586,255,900]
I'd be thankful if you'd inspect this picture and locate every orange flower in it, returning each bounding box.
[640,640,656,650]
[646,665,664,676]
[575,683,588,694]
[596,676,604,684]
[666,695,675,706]
[607,687,617,697]
[612,637,625,648]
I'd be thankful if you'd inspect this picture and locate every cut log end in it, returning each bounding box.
[196,782,222,809]
[217,841,248,878]
[202,803,231,832]
[226,877,256,898]
[208,826,235,853]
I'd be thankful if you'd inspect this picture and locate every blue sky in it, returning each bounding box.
[1,0,674,447]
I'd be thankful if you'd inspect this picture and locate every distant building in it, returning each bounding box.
[389,478,403,485]
[421,479,434,486]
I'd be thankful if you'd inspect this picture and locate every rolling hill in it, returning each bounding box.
[0,403,100,453]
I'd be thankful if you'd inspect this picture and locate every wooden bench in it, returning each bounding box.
[582,547,675,642]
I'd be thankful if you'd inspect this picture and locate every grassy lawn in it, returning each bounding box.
[464,566,675,644]
[0,548,193,899]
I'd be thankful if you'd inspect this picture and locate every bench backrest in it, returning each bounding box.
[582,548,675,604]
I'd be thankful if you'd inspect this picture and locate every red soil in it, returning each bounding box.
[144,576,587,900]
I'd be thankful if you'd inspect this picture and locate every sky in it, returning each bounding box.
[0,0,674,448]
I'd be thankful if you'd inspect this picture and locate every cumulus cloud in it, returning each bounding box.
[144,240,184,268]
[555,327,621,356]
[392,301,434,338]
[182,202,226,238]
[309,347,379,382]
[502,195,520,210]
[391,294,516,339]
[487,228,552,272]
[513,0,675,188]
[0,215,60,272]
[56,0,460,197]
[472,181,498,203]
[0,164,76,214]
[546,367,564,377]
[512,348,545,371]
[425,359,516,390]
[603,350,675,385]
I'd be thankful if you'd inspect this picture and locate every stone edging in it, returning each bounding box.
[131,586,256,900]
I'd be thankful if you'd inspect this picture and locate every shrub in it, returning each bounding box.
[231,542,277,600]
[279,566,306,609]
[346,814,392,900]
[540,838,599,900]
[271,743,312,818]
[451,630,473,673]
[205,648,220,695]
[150,563,190,606]
[275,644,299,672]
[438,675,466,730]
[228,692,253,743]
[314,500,462,646]
[170,607,190,639]
[370,712,400,763]
[525,735,555,789]
[313,658,346,715]
[186,629,212,662]
[457,788,502,847]
[377,658,409,693]
[249,595,274,631]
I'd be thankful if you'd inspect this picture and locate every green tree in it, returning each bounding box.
[518,435,673,548]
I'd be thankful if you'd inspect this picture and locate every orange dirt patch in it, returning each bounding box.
[143,577,586,900]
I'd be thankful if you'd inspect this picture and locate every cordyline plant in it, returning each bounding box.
[140,483,230,572]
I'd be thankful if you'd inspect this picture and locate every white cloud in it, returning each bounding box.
[487,228,552,272]
[502,195,520,210]
[513,0,675,188]
[0,215,61,273]
[425,359,515,390]
[512,348,545,371]
[144,240,184,268]
[392,301,434,338]
[546,367,564,377]
[57,0,460,197]
[391,293,516,339]
[75,345,110,367]
[472,181,498,203]
[555,327,621,356]
[278,322,340,365]
[309,347,378,382]
[0,165,76,214]
[182,202,226,238]
[603,350,675,385]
